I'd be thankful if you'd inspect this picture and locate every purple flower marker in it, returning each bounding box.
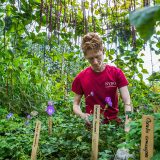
[46,101,55,116]
[105,97,112,107]
[6,113,13,119]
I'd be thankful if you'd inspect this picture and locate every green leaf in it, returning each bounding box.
[129,5,160,41]
[0,19,4,28]
[0,0,6,3]
[95,9,100,15]
[34,0,41,2]
[76,136,82,142]
[6,4,12,16]
[151,151,160,160]
[35,26,40,33]
[141,69,148,74]
[138,73,143,80]
[156,42,160,48]
[84,1,89,9]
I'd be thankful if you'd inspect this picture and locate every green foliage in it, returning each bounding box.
[0,107,124,160]
[147,71,160,81]
[1,105,160,159]
[99,150,112,160]
[151,152,160,160]
[130,5,160,41]
[118,113,160,160]
[0,0,160,159]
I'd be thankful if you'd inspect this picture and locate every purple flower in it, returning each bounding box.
[27,114,31,119]
[86,91,94,100]
[6,113,13,119]
[25,120,29,125]
[46,101,55,116]
[48,101,53,106]
[105,97,112,107]
[57,12,61,17]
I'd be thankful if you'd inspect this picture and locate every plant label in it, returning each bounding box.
[91,105,100,160]
[31,120,41,160]
[48,117,52,135]
[140,115,154,160]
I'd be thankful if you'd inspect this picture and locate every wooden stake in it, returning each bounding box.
[91,105,100,160]
[48,116,52,135]
[140,115,154,160]
[31,120,41,160]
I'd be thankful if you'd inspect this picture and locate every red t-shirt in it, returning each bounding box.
[72,65,128,121]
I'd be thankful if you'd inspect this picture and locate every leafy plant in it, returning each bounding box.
[130,5,160,41]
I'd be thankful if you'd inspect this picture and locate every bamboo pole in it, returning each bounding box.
[140,115,154,160]
[48,116,52,135]
[31,120,41,160]
[91,105,100,160]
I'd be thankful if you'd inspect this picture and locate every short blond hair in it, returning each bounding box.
[81,32,103,55]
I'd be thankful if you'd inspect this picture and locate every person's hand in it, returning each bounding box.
[125,117,131,132]
[80,113,91,125]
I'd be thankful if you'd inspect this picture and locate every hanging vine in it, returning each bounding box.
[57,0,62,44]
[49,0,53,32]
[45,2,49,29]
[98,0,104,34]
[130,0,136,49]
[82,1,88,34]
[91,0,95,32]
[74,8,77,45]
[143,0,150,6]
[149,42,154,86]
[40,0,43,27]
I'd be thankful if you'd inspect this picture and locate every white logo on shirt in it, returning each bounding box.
[105,82,116,88]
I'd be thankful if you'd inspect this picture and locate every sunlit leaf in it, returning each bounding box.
[129,5,160,41]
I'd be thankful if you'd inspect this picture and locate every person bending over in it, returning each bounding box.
[72,32,132,131]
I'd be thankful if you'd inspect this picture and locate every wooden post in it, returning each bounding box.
[31,120,41,160]
[91,105,100,160]
[48,116,52,135]
[140,115,154,160]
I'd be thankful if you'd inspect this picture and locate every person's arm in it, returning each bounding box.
[119,86,132,132]
[119,86,132,112]
[73,93,91,125]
